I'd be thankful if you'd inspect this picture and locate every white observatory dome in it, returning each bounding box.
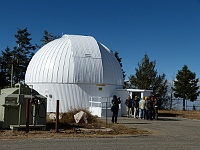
[25,34,123,113]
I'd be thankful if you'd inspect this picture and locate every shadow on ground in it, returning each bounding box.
[158,112,178,117]
[120,122,150,125]
[46,122,82,130]
[157,117,182,121]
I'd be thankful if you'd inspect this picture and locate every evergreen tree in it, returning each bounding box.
[13,28,36,84]
[0,47,13,88]
[0,28,36,87]
[129,54,168,104]
[114,51,126,80]
[153,73,168,108]
[129,54,157,89]
[172,65,199,110]
[37,30,60,48]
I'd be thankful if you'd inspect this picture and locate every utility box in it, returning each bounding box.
[0,84,47,129]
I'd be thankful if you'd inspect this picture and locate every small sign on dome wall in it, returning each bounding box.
[96,84,105,86]
[99,87,102,91]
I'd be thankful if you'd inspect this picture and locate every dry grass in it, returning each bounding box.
[0,109,148,139]
[159,110,200,120]
[2,109,198,139]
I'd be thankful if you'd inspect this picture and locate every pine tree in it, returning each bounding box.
[13,28,36,84]
[153,73,168,103]
[129,54,157,89]
[129,54,168,103]
[172,65,200,110]
[0,28,36,87]
[0,47,13,88]
[37,30,60,48]
[114,51,126,80]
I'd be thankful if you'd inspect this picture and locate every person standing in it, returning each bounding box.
[144,96,148,119]
[151,96,155,119]
[111,95,121,123]
[145,96,153,120]
[154,97,159,120]
[133,96,140,118]
[131,97,135,117]
[139,97,146,119]
[125,95,132,117]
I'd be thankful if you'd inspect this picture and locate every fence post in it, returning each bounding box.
[55,100,59,133]
[106,102,107,125]
[26,99,30,133]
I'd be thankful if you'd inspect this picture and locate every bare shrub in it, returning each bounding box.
[60,109,96,123]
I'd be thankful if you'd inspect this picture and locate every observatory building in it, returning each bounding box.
[25,34,124,116]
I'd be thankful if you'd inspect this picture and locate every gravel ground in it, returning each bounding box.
[1,116,200,150]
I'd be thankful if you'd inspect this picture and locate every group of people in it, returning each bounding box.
[111,95,158,124]
[125,95,158,120]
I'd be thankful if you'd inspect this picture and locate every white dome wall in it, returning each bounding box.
[29,83,120,112]
[25,36,73,83]
[25,34,123,112]
[98,43,123,85]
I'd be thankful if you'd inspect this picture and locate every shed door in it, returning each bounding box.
[4,106,19,128]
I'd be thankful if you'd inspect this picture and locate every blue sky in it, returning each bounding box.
[0,0,200,81]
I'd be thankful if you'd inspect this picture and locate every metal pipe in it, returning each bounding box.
[26,99,30,133]
[55,100,59,133]
[33,104,36,126]
[106,101,107,126]
[29,85,35,125]
[18,104,21,126]
[10,55,14,88]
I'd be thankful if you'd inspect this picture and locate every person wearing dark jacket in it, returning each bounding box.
[145,97,153,120]
[125,95,132,117]
[111,95,121,123]
[133,96,140,118]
